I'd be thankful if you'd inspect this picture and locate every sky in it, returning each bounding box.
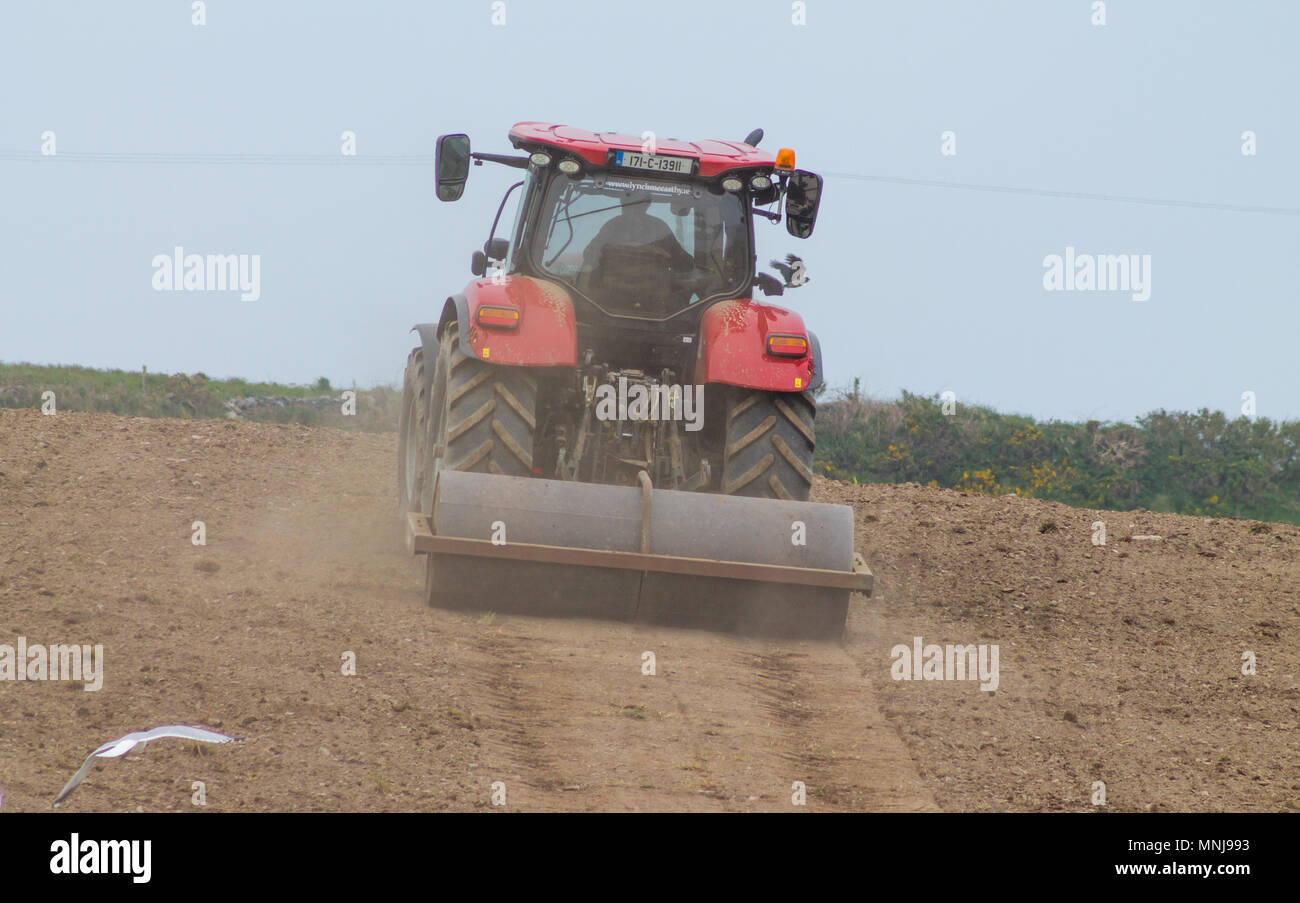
[1,0,1296,424]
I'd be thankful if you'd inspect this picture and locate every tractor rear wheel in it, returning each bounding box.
[720,387,815,502]
[423,323,539,606]
[397,346,428,513]
[432,323,537,478]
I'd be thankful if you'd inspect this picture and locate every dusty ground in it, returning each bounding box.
[0,409,929,812]
[0,408,1295,811]
[824,480,1300,812]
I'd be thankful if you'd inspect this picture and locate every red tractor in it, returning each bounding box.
[399,122,867,638]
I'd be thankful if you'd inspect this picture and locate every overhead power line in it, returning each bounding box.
[822,170,1300,217]
[0,150,427,166]
[1,149,1294,215]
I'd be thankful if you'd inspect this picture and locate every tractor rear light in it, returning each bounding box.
[558,158,581,175]
[775,148,796,171]
[767,334,808,357]
[750,174,772,191]
[529,152,552,167]
[477,305,520,329]
[721,176,743,192]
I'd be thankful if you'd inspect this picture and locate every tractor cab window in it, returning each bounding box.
[530,173,748,318]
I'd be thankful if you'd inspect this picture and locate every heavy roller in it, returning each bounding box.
[398,122,870,639]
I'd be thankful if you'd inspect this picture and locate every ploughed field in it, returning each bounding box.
[1,409,1295,811]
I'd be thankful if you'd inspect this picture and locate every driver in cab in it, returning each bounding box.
[581,189,695,314]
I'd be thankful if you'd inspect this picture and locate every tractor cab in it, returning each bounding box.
[435,123,822,327]
[533,175,746,318]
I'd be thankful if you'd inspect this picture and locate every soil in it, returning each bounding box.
[1,409,1295,811]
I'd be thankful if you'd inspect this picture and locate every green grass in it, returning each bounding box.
[815,388,1300,526]
[0,361,399,432]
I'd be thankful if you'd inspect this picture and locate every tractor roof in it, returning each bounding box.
[508,122,775,178]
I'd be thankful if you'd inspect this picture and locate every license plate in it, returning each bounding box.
[613,150,695,175]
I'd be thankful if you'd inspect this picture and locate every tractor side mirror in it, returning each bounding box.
[470,250,488,276]
[436,133,471,202]
[484,237,509,260]
[785,169,822,238]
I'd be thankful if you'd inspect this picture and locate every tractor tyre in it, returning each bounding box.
[397,346,429,513]
[423,323,539,608]
[719,387,815,502]
[433,323,537,478]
